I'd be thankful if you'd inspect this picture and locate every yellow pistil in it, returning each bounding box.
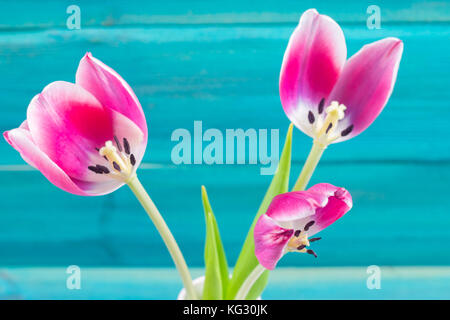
[99,140,134,182]
[287,232,310,253]
[314,101,347,147]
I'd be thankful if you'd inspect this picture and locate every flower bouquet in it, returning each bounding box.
[3,9,402,300]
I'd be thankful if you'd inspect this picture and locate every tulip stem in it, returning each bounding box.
[127,176,198,300]
[292,141,326,191]
[235,264,266,300]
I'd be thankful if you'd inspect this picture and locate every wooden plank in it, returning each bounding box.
[1,267,449,299]
[0,0,448,30]
[0,2,448,271]
[0,161,449,266]
[0,24,449,163]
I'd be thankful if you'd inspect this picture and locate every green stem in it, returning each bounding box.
[235,264,266,300]
[292,141,327,191]
[127,175,198,300]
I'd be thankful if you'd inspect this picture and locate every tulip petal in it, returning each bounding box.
[76,53,148,140]
[254,214,293,270]
[264,184,352,237]
[71,178,123,195]
[27,81,113,181]
[27,81,146,183]
[307,183,353,208]
[303,184,353,236]
[265,191,318,229]
[3,127,90,196]
[327,38,403,142]
[110,107,147,169]
[280,9,346,137]
[253,183,353,269]
[19,120,29,131]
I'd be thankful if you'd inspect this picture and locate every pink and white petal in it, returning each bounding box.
[76,53,147,140]
[265,191,319,229]
[327,38,403,142]
[307,183,353,208]
[304,188,352,237]
[3,127,90,196]
[279,9,346,137]
[110,107,147,168]
[71,178,124,196]
[19,120,29,130]
[12,121,35,168]
[254,214,293,270]
[27,81,115,182]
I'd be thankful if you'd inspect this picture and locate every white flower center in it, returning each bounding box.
[285,220,321,258]
[308,100,354,146]
[88,136,137,183]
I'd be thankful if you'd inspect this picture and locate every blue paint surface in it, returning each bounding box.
[1,267,450,300]
[0,0,449,299]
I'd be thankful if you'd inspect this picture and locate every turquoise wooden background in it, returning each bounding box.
[0,0,449,299]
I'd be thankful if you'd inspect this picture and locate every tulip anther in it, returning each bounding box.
[304,220,315,231]
[308,111,315,124]
[312,100,349,146]
[341,124,354,137]
[318,98,325,114]
[87,137,137,183]
[285,220,322,258]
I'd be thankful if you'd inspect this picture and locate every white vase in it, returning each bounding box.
[177,276,206,300]
[177,275,262,300]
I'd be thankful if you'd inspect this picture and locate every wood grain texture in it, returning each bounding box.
[0,1,449,270]
[1,267,450,299]
[0,0,448,30]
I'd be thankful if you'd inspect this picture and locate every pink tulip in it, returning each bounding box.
[3,53,148,196]
[280,9,403,144]
[254,183,352,270]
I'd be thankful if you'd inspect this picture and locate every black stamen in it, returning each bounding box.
[308,111,315,124]
[325,123,333,134]
[114,136,123,152]
[130,154,136,166]
[95,147,100,151]
[297,245,306,251]
[309,237,322,243]
[88,165,102,174]
[318,98,325,114]
[304,220,315,231]
[294,230,301,237]
[341,124,354,137]
[113,162,121,172]
[307,249,318,258]
[123,138,131,155]
[96,165,110,174]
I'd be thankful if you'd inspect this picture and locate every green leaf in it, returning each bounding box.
[202,185,230,300]
[203,215,222,299]
[227,124,293,299]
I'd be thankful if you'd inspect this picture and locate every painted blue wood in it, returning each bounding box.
[0,0,448,29]
[0,1,449,275]
[0,25,448,163]
[0,161,449,267]
[1,267,450,300]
